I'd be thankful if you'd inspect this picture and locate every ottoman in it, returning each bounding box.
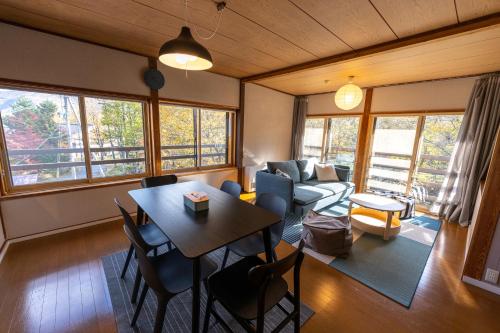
[301,210,353,257]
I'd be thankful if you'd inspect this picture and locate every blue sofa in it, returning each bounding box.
[256,160,355,216]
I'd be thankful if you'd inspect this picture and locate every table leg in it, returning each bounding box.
[263,227,273,263]
[384,212,393,241]
[136,205,144,225]
[192,257,201,333]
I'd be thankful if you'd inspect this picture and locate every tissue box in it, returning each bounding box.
[183,192,209,212]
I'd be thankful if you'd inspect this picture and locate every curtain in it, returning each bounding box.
[437,73,500,226]
[291,96,308,160]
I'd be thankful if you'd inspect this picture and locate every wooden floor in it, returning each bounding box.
[1,220,499,333]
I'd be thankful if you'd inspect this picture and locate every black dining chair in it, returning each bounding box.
[203,240,305,333]
[220,180,242,198]
[140,174,178,225]
[116,199,218,333]
[116,199,170,304]
[221,193,286,269]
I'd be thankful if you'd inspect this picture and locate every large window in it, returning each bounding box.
[364,114,463,211]
[0,86,148,190]
[160,103,234,171]
[302,116,360,180]
[366,116,419,193]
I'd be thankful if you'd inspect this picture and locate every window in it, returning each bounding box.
[85,97,146,178]
[364,114,464,212]
[0,86,148,191]
[302,116,360,180]
[412,115,463,209]
[324,117,360,175]
[160,103,234,171]
[303,118,324,160]
[366,116,419,193]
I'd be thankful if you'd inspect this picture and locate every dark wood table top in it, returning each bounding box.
[128,181,281,259]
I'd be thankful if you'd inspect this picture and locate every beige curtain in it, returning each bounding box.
[437,73,500,226]
[291,96,308,160]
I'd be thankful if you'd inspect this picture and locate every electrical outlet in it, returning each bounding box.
[485,268,499,284]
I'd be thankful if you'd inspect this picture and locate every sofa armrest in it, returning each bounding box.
[334,165,351,182]
[255,170,294,212]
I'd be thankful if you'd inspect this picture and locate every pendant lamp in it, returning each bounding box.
[335,76,363,110]
[159,26,213,71]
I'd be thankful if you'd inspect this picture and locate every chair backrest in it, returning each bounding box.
[255,193,287,245]
[114,198,165,293]
[141,174,177,188]
[220,180,241,198]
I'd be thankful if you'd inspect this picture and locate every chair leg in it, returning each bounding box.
[131,284,149,326]
[131,269,142,303]
[294,310,300,333]
[221,248,230,269]
[154,297,168,333]
[167,241,172,251]
[121,244,134,278]
[154,247,158,256]
[202,293,213,333]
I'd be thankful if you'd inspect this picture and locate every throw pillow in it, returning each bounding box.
[297,158,318,181]
[267,160,301,183]
[315,164,339,181]
[275,168,291,179]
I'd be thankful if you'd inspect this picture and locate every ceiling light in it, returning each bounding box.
[335,76,363,110]
[159,26,213,71]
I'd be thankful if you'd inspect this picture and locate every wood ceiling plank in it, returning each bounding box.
[134,0,317,65]
[370,0,458,37]
[290,0,397,49]
[226,0,351,57]
[0,0,270,77]
[58,0,285,71]
[254,25,500,95]
[455,0,500,22]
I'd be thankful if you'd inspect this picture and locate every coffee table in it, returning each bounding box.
[348,193,406,240]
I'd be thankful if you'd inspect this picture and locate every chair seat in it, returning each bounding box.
[227,232,280,258]
[152,249,218,294]
[138,223,169,248]
[208,256,288,320]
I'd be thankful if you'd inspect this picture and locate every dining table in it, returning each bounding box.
[128,180,282,333]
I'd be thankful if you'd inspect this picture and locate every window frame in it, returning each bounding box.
[305,114,363,180]
[361,110,465,213]
[0,81,151,194]
[159,101,236,174]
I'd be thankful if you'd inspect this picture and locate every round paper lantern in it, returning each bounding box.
[335,81,363,110]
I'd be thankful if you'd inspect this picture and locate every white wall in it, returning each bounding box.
[242,84,294,190]
[243,84,294,167]
[371,77,477,112]
[0,23,240,240]
[308,90,366,115]
[158,63,239,108]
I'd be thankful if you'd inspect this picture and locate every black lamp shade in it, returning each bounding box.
[159,26,213,70]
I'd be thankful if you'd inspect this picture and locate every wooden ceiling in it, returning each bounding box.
[0,0,499,93]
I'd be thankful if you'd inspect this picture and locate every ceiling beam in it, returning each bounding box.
[242,12,500,83]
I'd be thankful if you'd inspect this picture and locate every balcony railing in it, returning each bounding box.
[8,144,227,171]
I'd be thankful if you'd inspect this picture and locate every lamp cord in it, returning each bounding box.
[185,0,226,41]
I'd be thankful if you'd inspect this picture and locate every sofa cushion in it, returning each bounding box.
[294,184,334,205]
[297,158,317,181]
[303,180,355,196]
[267,160,301,183]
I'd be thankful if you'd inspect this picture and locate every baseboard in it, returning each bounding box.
[0,212,135,264]
[463,275,500,295]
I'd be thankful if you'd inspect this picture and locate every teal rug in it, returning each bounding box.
[283,201,441,308]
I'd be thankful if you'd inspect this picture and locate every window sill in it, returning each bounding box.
[0,166,238,201]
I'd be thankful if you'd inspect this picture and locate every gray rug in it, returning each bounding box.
[282,200,441,308]
[102,247,314,332]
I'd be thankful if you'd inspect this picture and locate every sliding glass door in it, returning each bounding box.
[412,115,463,209]
[364,113,463,212]
[366,116,419,193]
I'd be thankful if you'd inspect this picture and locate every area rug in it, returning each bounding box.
[283,201,441,308]
[101,247,314,332]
